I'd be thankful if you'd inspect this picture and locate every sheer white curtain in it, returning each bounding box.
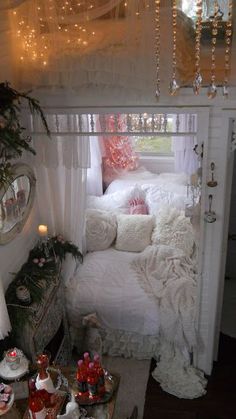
[0,277,11,339]
[171,115,199,176]
[87,137,104,196]
[32,132,90,282]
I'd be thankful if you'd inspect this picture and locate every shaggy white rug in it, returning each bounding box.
[102,356,151,419]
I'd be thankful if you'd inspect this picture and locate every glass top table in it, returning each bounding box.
[3,365,120,419]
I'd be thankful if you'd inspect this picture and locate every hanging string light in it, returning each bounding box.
[207,0,219,99]
[155,0,161,99]
[193,0,203,95]
[222,0,233,98]
[169,0,180,96]
[12,0,96,68]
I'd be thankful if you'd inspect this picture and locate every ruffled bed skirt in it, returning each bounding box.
[70,325,160,359]
[70,325,207,399]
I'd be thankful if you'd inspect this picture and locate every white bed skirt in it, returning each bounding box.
[71,325,207,399]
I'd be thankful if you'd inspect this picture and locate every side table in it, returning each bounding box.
[7,275,71,365]
[4,365,120,419]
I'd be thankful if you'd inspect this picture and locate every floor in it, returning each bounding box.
[143,333,236,419]
[143,275,236,419]
[220,278,236,338]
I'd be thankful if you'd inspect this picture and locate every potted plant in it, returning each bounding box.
[0,82,50,188]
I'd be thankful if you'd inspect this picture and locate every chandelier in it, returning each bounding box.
[3,0,234,98]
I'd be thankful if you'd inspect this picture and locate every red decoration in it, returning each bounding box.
[8,351,17,358]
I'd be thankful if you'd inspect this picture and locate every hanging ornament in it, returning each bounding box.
[169,0,180,96]
[16,285,31,305]
[155,0,161,99]
[193,0,203,95]
[222,0,233,99]
[207,1,218,99]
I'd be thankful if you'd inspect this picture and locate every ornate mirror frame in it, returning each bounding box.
[0,163,36,245]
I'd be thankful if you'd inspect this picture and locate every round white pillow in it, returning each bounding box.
[86,209,117,252]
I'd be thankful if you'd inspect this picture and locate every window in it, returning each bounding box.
[181,0,230,22]
[133,136,173,155]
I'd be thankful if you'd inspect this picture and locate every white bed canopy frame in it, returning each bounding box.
[27,105,215,374]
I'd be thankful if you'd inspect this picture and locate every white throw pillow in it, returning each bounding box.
[86,209,117,252]
[151,207,195,257]
[87,185,145,214]
[115,214,154,252]
[145,185,187,214]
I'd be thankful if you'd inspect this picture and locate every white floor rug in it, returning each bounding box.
[102,356,150,419]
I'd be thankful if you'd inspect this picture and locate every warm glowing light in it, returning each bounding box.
[38,224,48,237]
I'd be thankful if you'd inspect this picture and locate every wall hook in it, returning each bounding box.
[207,162,218,187]
[204,194,216,223]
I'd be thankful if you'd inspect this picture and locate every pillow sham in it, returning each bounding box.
[87,185,145,214]
[86,209,117,252]
[151,206,195,257]
[145,186,187,214]
[115,214,154,252]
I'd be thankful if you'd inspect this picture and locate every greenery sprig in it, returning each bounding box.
[0,81,50,188]
[6,234,83,335]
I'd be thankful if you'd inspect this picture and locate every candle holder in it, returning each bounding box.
[38,225,50,258]
[4,348,22,371]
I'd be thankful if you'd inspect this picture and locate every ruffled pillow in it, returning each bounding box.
[87,185,145,214]
[86,209,117,252]
[151,207,195,257]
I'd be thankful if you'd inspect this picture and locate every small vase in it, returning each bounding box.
[16,285,31,305]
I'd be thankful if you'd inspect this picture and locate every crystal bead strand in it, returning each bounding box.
[207,1,218,99]
[169,0,180,95]
[222,0,233,98]
[155,0,161,99]
[193,0,203,95]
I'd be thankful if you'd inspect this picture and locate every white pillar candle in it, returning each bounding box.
[38,224,48,237]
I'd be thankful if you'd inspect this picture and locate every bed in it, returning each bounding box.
[65,168,206,398]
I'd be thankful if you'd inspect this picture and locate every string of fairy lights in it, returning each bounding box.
[12,0,234,98]
[12,0,97,67]
[155,0,161,98]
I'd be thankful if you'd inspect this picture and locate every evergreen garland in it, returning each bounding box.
[0,81,50,188]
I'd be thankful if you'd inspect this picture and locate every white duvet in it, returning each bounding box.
[66,248,160,336]
[66,243,197,351]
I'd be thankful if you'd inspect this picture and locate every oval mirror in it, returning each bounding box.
[0,164,36,244]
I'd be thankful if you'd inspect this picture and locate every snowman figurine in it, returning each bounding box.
[57,393,80,418]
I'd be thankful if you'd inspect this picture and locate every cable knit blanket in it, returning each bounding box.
[131,244,207,399]
[131,244,197,351]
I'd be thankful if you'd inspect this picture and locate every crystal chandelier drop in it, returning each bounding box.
[169,0,180,96]
[193,0,203,95]
[155,0,161,99]
[222,0,233,98]
[207,0,219,99]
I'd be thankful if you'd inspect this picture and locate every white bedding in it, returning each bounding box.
[66,248,160,336]
[105,167,189,196]
[66,243,197,349]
